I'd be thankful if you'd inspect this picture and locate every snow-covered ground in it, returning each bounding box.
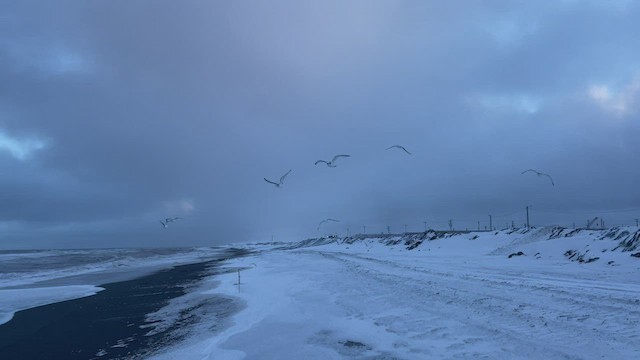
[153,227,640,359]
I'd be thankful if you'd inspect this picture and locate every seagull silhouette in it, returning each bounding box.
[386,145,412,155]
[159,220,168,229]
[315,154,350,167]
[264,169,292,188]
[317,218,339,230]
[521,169,555,186]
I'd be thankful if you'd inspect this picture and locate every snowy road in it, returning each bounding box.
[153,240,640,359]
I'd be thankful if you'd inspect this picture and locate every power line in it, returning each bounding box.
[535,206,640,215]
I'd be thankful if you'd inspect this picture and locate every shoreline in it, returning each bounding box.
[0,248,249,360]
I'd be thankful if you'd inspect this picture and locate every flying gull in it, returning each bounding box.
[264,169,292,188]
[318,218,340,230]
[386,145,411,155]
[165,217,182,223]
[521,169,555,186]
[315,154,350,167]
[159,220,168,229]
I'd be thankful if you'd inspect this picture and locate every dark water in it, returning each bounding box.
[0,248,215,287]
[0,248,248,360]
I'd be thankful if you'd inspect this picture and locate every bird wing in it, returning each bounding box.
[331,154,350,163]
[521,169,538,175]
[172,217,182,221]
[387,145,411,154]
[318,218,339,229]
[398,146,411,155]
[159,221,166,227]
[542,173,555,186]
[279,169,292,184]
[315,160,328,165]
[264,178,279,186]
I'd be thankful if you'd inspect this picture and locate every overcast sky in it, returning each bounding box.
[1,1,640,248]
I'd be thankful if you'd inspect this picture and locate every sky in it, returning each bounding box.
[1,1,640,248]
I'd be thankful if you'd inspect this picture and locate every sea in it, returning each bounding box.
[0,247,247,359]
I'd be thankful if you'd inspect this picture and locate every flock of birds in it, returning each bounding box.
[263,145,412,188]
[160,144,555,231]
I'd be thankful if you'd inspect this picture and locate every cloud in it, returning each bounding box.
[587,75,640,116]
[469,94,543,114]
[485,17,539,49]
[1,36,92,77]
[2,1,640,248]
[0,130,47,161]
[162,199,196,216]
[45,48,91,76]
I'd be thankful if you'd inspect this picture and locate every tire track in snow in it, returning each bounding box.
[303,250,639,359]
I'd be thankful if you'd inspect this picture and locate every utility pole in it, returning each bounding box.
[526,206,530,228]
[363,225,366,234]
[404,224,408,233]
[489,215,492,231]
[387,225,391,234]
[347,227,350,237]
[477,221,480,231]
[424,221,427,232]
[448,219,453,231]
[511,220,514,229]
[635,219,639,227]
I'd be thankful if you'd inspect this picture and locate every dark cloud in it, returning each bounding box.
[1,1,639,248]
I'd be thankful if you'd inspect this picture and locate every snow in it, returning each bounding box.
[0,285,104,325]
[151,227,640,359]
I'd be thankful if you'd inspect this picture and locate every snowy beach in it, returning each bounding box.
[0,248,247,359]
[153,227,640,359]
[5,1,640,359]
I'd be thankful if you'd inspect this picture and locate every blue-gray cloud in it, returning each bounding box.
[1,1,639,248]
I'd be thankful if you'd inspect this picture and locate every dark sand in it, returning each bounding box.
[0,248,248,360]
